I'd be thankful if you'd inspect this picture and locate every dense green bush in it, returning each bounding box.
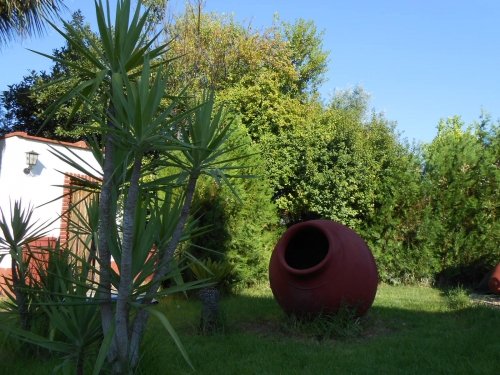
[261,89,432,283]
[2,3,497,288]
[188,121,280,288]
[262,91,376,227]
[420,116,499,285]
[357,114,441,284]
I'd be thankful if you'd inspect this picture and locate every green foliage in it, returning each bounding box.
[0,11,102,140]
[189,121,280,288]
[263,88,379,227]
[218,70,313,140]
[282,306,363,341]
[0,0,65,45]
[166,10,298,93]
[0,198,104,374]
[189,258,233,287]
[1,70,44,137]
[360,116,435,284]
[0,200,49,253]
[445,286,471,310]
[280,18,329,96]
[421,116,499,284]
[0,238,104,375]
[165,8,328,140]
[0,200,50,330]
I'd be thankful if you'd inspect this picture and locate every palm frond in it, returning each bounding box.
[0,0,66,45]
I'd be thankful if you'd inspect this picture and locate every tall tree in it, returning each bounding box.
[281,18,329,96]
[421,116,500,284]
[43,1,245,372]
[165,8,328,138]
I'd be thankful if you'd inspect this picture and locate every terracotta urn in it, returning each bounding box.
[489,263,500,294]
[269,220,378,317]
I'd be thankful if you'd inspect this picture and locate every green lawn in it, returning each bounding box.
[141,285,500,374]
[1,285,499,374]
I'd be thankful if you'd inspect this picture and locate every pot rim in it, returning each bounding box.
[278,220,334,276]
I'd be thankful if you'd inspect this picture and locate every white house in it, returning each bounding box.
[0,131,102,270]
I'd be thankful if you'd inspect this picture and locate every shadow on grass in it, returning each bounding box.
[141,288,500,375]
[1,286,498,374]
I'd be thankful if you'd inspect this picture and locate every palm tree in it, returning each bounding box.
[0,0,65,44]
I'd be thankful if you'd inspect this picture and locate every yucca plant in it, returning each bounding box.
[1,241,106,375]
[0,200,50,330]
[0,198,105,374]
[190,258,234,334]
[190,258,234,288]
[33,1,249,372]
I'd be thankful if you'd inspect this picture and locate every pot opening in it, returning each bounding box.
[284,226,329,270]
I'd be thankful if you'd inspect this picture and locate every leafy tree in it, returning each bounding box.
[166,9,297,92]
[1,70,47,137]
[263,88,376,227]
[0,11,102,140]
[218,70,313,140]
[281,18,329,96]
[360,115,433,283]
[421,115,500,284]
[165,8,328,139]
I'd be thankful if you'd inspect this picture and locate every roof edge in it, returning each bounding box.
[0,131,88,149]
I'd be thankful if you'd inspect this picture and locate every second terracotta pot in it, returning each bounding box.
[489,263,500,294]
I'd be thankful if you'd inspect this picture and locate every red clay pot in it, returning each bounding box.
[489,263,500,295]
[269,220,378,317]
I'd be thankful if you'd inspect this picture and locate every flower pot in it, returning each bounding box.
[489,263,500,294]
[269,220,378,317]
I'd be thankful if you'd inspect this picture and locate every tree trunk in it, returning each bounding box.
[198,287,221,335]
[113,154,143,372]
[97,113,117,363]
[128,171,199,368]
[11,256,30,331]
[76,352,84,375]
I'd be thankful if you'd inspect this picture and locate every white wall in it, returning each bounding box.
[0,133,101,267]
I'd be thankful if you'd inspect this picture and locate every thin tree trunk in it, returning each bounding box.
[128,171,199,367]
[113,154,143,372]
[97,112,117,362]
[76,352,84,375]
[11,256,30,331]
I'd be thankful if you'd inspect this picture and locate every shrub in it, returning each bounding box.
[421,117,500,285]
[282,306,363,341]
[188,121,280,288]
[445,286,471,310]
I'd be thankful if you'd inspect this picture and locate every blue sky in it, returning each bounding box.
[1,0,499,144]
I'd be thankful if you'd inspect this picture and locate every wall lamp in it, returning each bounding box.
[24,150,39,175]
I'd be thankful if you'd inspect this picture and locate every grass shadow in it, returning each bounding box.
[140,285,500,375]
[2,285,498,374]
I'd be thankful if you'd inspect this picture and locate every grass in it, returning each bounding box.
[140,284,500,374]
[1,284,499,374]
